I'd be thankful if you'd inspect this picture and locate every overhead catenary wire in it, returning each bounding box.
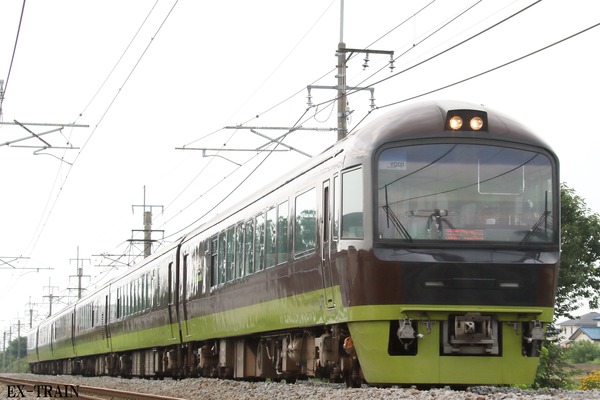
[20,0,181,268]
[349,0,484,93]
[9,1,596,318]
[182,0,336,149]
[347,20,600,135]
[73,0,162,124]
[308,0,543,114]
[153,1,517,250]
[0,0,27,119]
[163,108,311,241]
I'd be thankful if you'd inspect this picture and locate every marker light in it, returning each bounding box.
[470,116,484,131]
[445,109,488,132]
[448,116,463,130]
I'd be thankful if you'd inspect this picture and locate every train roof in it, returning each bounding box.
[346,99,553,151]
[31,100,557,331]
[183,99,556,239]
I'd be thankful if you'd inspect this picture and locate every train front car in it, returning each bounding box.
[340,101,559,386]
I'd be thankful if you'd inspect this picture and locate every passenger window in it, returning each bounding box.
[333,175,340,241]
[342,167,364,239]
[226,226,235,282]
[295,188,317,255]
[277,201,289,264]
[266,207,277,268]
[210,237,218,288]
[254,213,265,271]
[235,222,245,279]
[218,231,226,285]
[245,219,254,275]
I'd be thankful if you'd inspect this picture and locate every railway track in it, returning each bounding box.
[0,375,185,400]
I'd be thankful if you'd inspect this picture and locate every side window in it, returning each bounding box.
[183,254,190,301]
[254,213,265,271]
[235,222,245,279]
[128,283,132,316]
[294,188,317,255]
[342,167,364,239]
[245,219,254,275]
[211,236,218,288]
[226,226,235,282]
[266,207,277,268]
[193,244,204,296]
[116,288,121,319]
[218,231,227,284]
[333,175,340,241]
[277,201,289,264]
[154,269,160,307]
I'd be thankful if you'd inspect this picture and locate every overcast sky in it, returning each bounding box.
[1,0,598,333]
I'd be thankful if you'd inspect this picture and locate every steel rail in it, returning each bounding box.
[0,375,186,400]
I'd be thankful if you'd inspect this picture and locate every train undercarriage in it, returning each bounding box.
[29,312,546,387]
[30,324,363,388]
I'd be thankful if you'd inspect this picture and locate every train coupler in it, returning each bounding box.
[442,312,499,355]
[526,320,545,343]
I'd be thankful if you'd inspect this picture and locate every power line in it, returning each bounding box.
[75,0,162,122]
[0,0,27,119]
[20,0,181,269]
[350,0,484,93]
[380,21,600,112]
[350,0,543,98]
[163,108,311,241]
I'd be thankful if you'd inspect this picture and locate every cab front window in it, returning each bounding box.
[377,143,555,244]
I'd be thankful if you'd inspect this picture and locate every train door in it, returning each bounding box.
[167,261,179,341]
[71,310,76,353]
[103,294,112,350]
[50,322,55,356]
[179,251,190,338]
[321,179,335,308]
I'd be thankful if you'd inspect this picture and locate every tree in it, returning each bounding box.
[568,340,600,363]
[534,184,600,389]
[533,326,573,389]
[555,184,600,318]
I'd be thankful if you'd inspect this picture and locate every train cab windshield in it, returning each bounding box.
[377,143,556,245]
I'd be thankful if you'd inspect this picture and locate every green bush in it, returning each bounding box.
[568,341,600,363]
[533,339,575,389]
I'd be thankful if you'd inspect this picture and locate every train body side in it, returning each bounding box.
[28,100,560,385]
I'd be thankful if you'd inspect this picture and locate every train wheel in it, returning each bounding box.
[343,369,361,388]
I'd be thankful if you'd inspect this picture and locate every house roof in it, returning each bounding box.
[570,327,600,341]
[559,312,600,327]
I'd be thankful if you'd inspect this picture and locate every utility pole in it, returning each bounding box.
[69,246,90,300]
[307,0,394,142]
[43,278,60,316]
[131,186,163,259]
[7,326,11,372]
[337,40,347,141]
[16,320,20,372]
[25,297,38,329]
[2,331,5,372]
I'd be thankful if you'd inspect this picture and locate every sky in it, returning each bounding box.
[0,0,599,336]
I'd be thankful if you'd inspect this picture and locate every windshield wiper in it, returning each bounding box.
[520,210,551,245]
[382,205,413,242]
[382,185,412,241]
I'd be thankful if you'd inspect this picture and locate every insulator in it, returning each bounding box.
[389,56,395,72]
[369,89,376,109]
[362,54,370,70]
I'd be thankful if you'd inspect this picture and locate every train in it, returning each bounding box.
[27,100,560,387]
